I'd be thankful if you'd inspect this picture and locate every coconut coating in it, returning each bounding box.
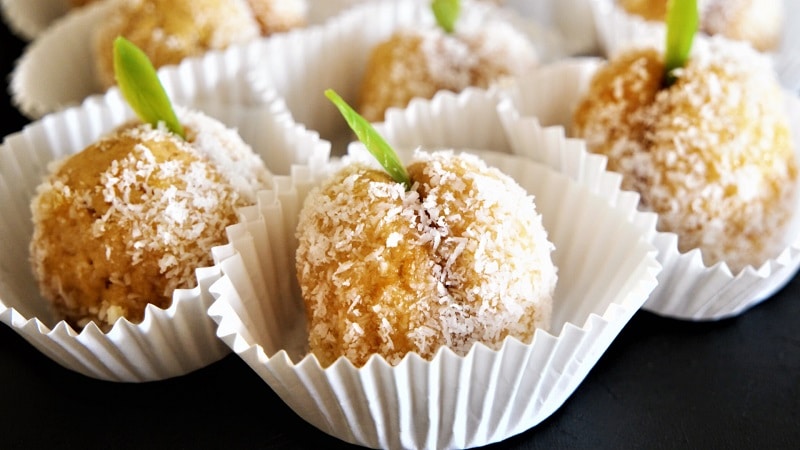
[29,110,271,331]
[357,21,538,122]
[617,0,783,52]
[295,151,557,367]
[94,0,290,90]
[572,38,798,272]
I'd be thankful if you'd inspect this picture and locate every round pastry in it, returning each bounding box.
[295,149,557,367]
[92,0,307,89]
[617,0,784,52]
[29,107,272,331]
[572,36,798,272]
[356,16,538,122]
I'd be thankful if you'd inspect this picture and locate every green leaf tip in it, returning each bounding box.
[663,0,698,87]
[432,0,460,34]
[324,89,411,190]
[113,36,185,139]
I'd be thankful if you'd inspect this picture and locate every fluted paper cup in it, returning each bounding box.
[0,0,368,42]
[0,0,75,41]
[504,0,598,55]
[206,88,660,449]
[497,57,800,320]
[246,0,568,155]
[0,77,330,381]
[8,0,364,119]
[588,0,800,91]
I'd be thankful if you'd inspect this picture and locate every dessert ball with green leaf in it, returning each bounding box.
[29,38,272,331]
[617,0,784,52]
[93,0,308,89]
[357,0,538,122]
[572,0,797,272]
[295,90,557,368]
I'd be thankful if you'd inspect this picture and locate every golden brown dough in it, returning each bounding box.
[68,0,98,7]
[295,150,557,367]
[29,108,271,331]
[357,20,538,122]
[93,0,307,89]
[573,38,798,272]
[245,0,307,35]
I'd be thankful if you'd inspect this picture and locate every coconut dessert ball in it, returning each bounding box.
[357,20,538,122]
[93,0,307,89]
[295,150,557,367]
[617,0,784,52]
[572,37,798,273]
[29,108,272,331]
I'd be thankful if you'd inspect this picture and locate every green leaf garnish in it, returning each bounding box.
[432,0,460,34]
[663,0,698,87]
[113,36,185,139]
[324,89,411,190]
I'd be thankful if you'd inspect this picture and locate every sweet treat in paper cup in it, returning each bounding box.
[92,0,309,91]
[497,42,800,320]
[245,0,567,154]
[588,0,800,91]
[9,0,362,119]
[29,105,276,332]
[0,65,330,381]
[205,88,660,448]
[296,148,558,368]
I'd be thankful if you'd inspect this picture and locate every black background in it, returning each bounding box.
[1,16,799,450]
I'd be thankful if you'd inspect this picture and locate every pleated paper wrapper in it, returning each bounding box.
[6,0,390,119]
[497,57,800,321]
[206,87,661,449]
[0,74,330,381]
[0,0,73,41]
[244,0,568,155]
[504,0,598,55]
[587,0,800,92]
[0,0,381,42]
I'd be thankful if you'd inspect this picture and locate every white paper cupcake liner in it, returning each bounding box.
[206,89,660,448]
[0,0,370,42]
[504,0,598,55]
[0,0,73,41]
[0,75,330,381]
[7,0,374,120]
[497,57,800,321]
[588,0,800,92]
[589,0,664,58]
[9,0,112,119]
[245,0,569,155]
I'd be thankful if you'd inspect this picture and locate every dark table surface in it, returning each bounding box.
[1,17,799,450]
